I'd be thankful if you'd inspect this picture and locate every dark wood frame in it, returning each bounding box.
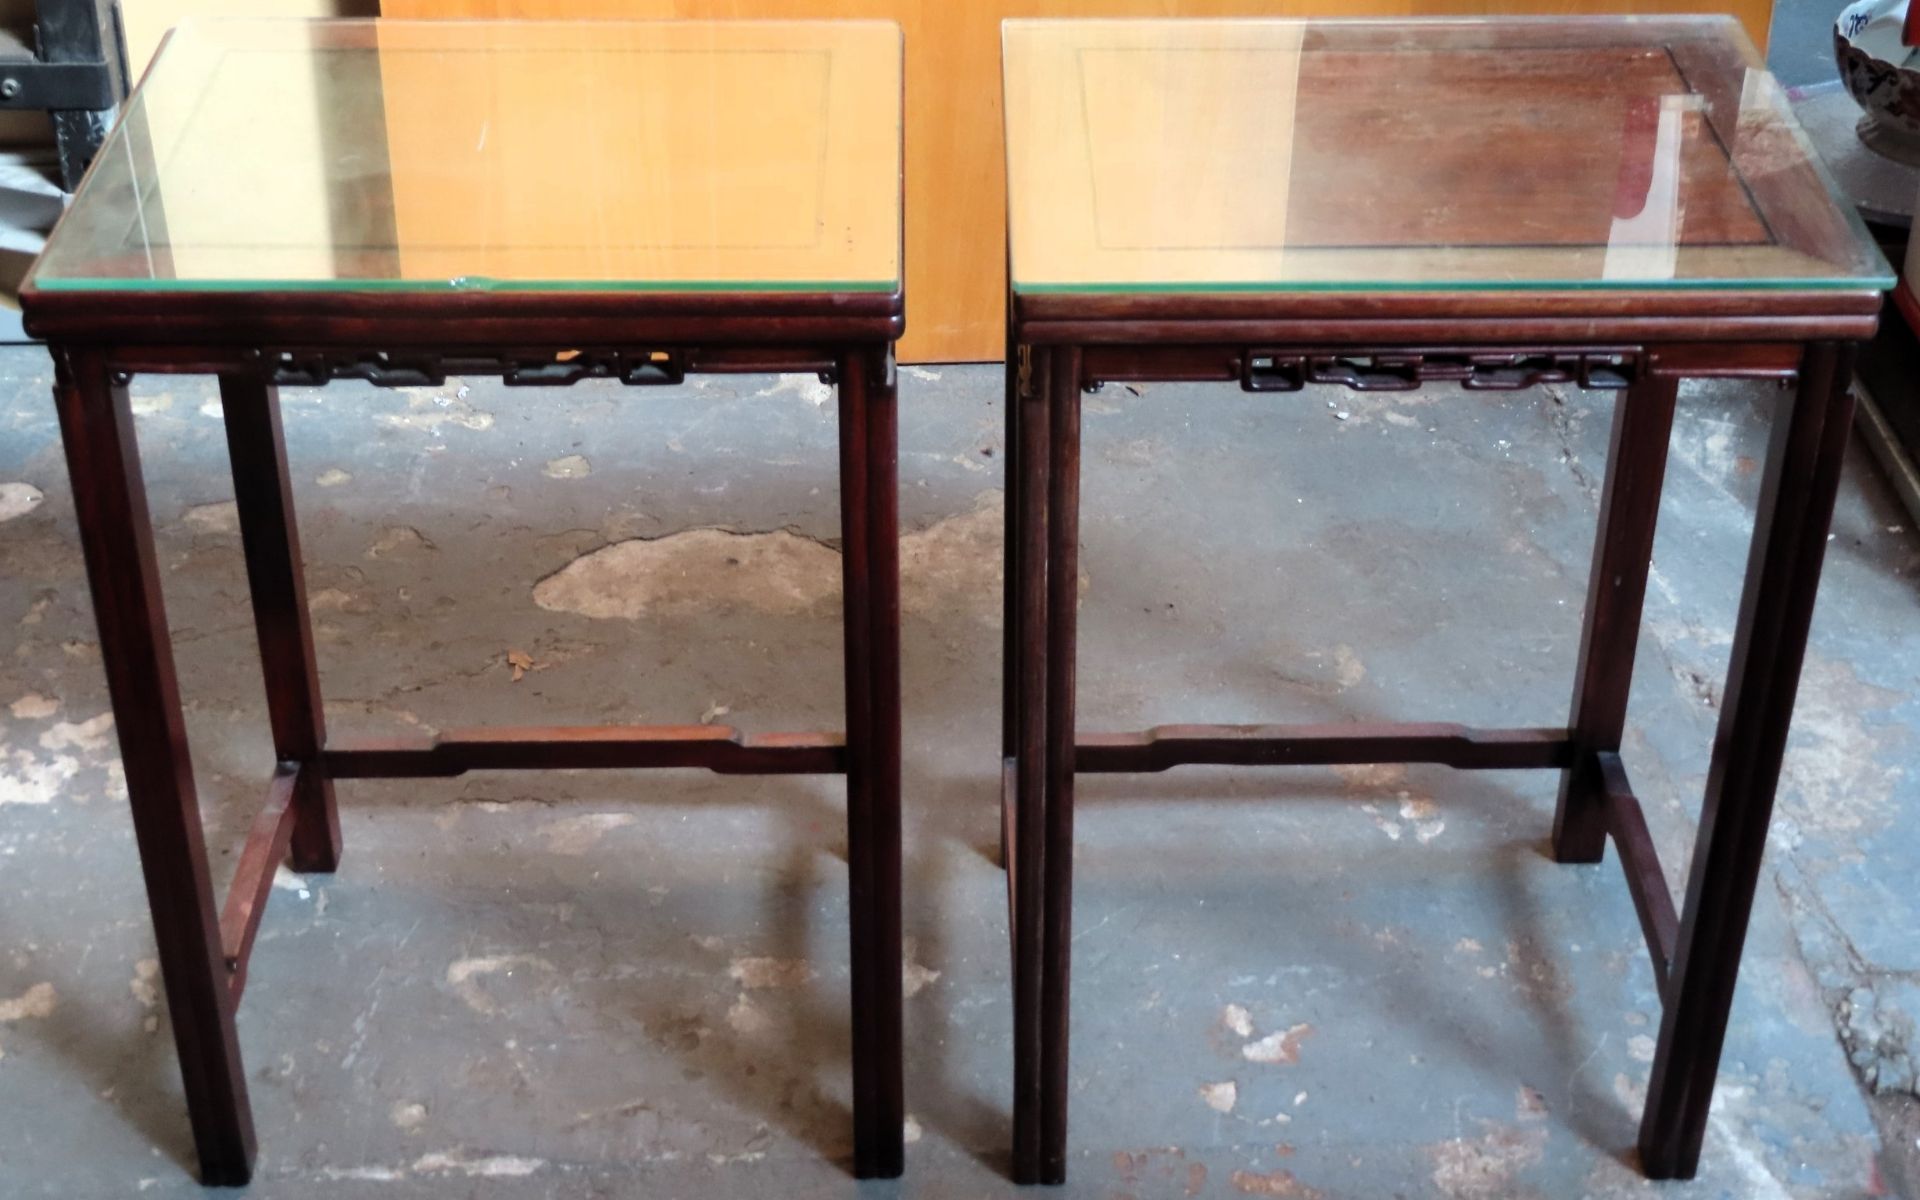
[1000,285,1880,1185]
[22,284,908,1185]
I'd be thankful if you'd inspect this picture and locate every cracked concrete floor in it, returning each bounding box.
[0,347,1916,1199]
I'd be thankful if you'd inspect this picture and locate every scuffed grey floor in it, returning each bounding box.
[0,348,1916,1198]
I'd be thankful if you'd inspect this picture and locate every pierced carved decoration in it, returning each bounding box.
[265,348,688,389]
[1240,348,1638,394]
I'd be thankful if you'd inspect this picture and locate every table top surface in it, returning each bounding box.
[29,20,903,297]
[1002,17,1894,298]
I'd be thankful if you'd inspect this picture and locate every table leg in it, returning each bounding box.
[1038,346,1082,1184]
[1552,373,1678,863]
[1010,345,1052,1184]
[1000,340,1024,870]
[1638,342,1857,1179]
[51,349,256,1185]
[220,376,341,872]
[839,346,904,1178]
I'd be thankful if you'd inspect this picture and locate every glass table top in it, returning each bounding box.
[32,20,902,294]
[1002,17,1894,295]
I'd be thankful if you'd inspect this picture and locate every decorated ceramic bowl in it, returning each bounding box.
[1836,0,1920,164]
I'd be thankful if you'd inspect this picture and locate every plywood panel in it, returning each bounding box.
[384,0,1776,361]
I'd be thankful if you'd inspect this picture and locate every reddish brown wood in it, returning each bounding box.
[51,348,256,1186]
[1037,346,1082,1184]
[19,285,905,346]
[1643,343,1802,378]
[1010,345,1052,1185]
[1014,287,1882,326]
[322,725,845,777]
[1021,314,1878,348]
[1001,755,1018,936]
[1077,724,1573,773]
[219,768,301,1001]
[1553,373,1679,862]
[1665,39,1866,280]
[85,342,847,379]
[220,375,340,871]
[1282,46,1768,251]
[838,346,905,1179]
[1006,279,1873,1182]
[1640,342,1859,1179]
[1002,342,1024,765]
[1597,752,1678,999]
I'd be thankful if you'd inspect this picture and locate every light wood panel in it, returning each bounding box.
[385,0,1776,361]
[375,21,900,288]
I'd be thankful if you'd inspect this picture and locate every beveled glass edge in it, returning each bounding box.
[29,277,902,294]
[29,17,907,296]
[1011,273,1899,296]
[160,15,908,45]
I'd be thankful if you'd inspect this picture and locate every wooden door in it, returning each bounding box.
[384,0,1775,362]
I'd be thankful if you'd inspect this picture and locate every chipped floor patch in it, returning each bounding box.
[1778,657,1905,838]
[8,693,57,720]
[1199,1080,1238,1113]
[181,500,239,535]
[727,957,813,990]
[1223,1003,1255,1037]
[1331,644,1366,689]
[390,1101,427,1130]
[535,529,838,620]
[377,390,495,433]
[1399,795,1446,843]
[1426,1123,1547,1199]
[130,959,159,1009]
[1243,1023,1314,1065]
[38,713,113,753]
[755,373,834,407]
[534,492,1059,624]
[541,812,636,855]
[0,982,56,1021]
[543,454,591,479]
[368,525,436,558]
[0,482,44,523]
[446,955,554,1016]
[315,468,352,487]
[412,1151,543,1178]
[903,939,940,997]
[1333,762,1409,792]
[1230,1168,1323,1197]
[0,750,79,806]
[272,865,312,899]
[726,996,771,1035]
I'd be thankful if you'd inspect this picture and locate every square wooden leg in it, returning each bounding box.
[1010,344,1052,1184]
[1553,373,1678,863]
[53,349,257,1186]
[839,346,904,1179]
[220,375,341,873]
[1011,343,1083,1185]
[1037,346,1082,1184]
[1639,343,1857,1178]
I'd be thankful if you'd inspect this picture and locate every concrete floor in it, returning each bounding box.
[0,348,1916,1199]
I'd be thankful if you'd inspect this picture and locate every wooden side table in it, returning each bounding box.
[20,19,906,1184]
[1000,16,1895,1185]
